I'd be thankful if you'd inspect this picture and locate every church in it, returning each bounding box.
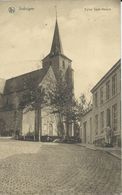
[0,19,74,140]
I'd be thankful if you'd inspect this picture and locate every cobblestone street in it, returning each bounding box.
[0,140,121,195]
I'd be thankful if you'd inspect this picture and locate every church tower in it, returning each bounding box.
[42,18,74,137]
[42,19,74,90]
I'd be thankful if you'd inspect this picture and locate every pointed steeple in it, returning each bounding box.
[50,19,63,55]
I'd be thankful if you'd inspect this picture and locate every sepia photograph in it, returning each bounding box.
[0,0,121,194]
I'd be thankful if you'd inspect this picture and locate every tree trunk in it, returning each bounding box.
[58,112,64,137]
[38,108,42,142]
[66,114,69,138]
[35,109,38,140]
[34,106,42,141]
[66,128,69,138]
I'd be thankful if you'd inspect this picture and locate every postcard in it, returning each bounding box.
[0,0,121,194]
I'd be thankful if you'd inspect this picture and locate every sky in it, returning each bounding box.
[0,0,120,100]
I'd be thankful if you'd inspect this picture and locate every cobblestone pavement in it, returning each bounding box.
[0,140,41,159]
[0,141,121,195]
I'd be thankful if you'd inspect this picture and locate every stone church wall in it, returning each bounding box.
[22,108,35,136]
[41,106,58,136]
[21,106,58,137]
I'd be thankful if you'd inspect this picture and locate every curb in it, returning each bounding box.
[105,151,121,160]
[86,146,97,151]
[76,144,97,151]
[76,144,121,159]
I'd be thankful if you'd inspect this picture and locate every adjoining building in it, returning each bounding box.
[80,107,93,144]
[0,19,74,140]
[80,59,121,147]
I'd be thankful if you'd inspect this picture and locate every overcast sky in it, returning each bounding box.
[0,0,120,100]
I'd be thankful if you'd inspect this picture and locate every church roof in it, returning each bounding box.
[42,19,72,62]
[50,19,63,55]
[4,68,48,95]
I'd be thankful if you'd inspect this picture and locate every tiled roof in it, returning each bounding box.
[4,68,48,95]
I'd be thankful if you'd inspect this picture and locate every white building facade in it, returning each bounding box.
[80,108,93,144]
[80,59,121,147]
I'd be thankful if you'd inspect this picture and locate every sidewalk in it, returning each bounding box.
[77,143,121,160]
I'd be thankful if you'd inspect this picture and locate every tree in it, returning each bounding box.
[78,93,92,115]
[19,75,46,109]
[19,76,47,141]
[64,93,92,138]
[49,72,74,137]
[49,72,92,138]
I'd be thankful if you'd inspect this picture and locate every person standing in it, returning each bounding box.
[105,126,113,146]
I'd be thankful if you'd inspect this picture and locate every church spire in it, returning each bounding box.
[50,19,63,55]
